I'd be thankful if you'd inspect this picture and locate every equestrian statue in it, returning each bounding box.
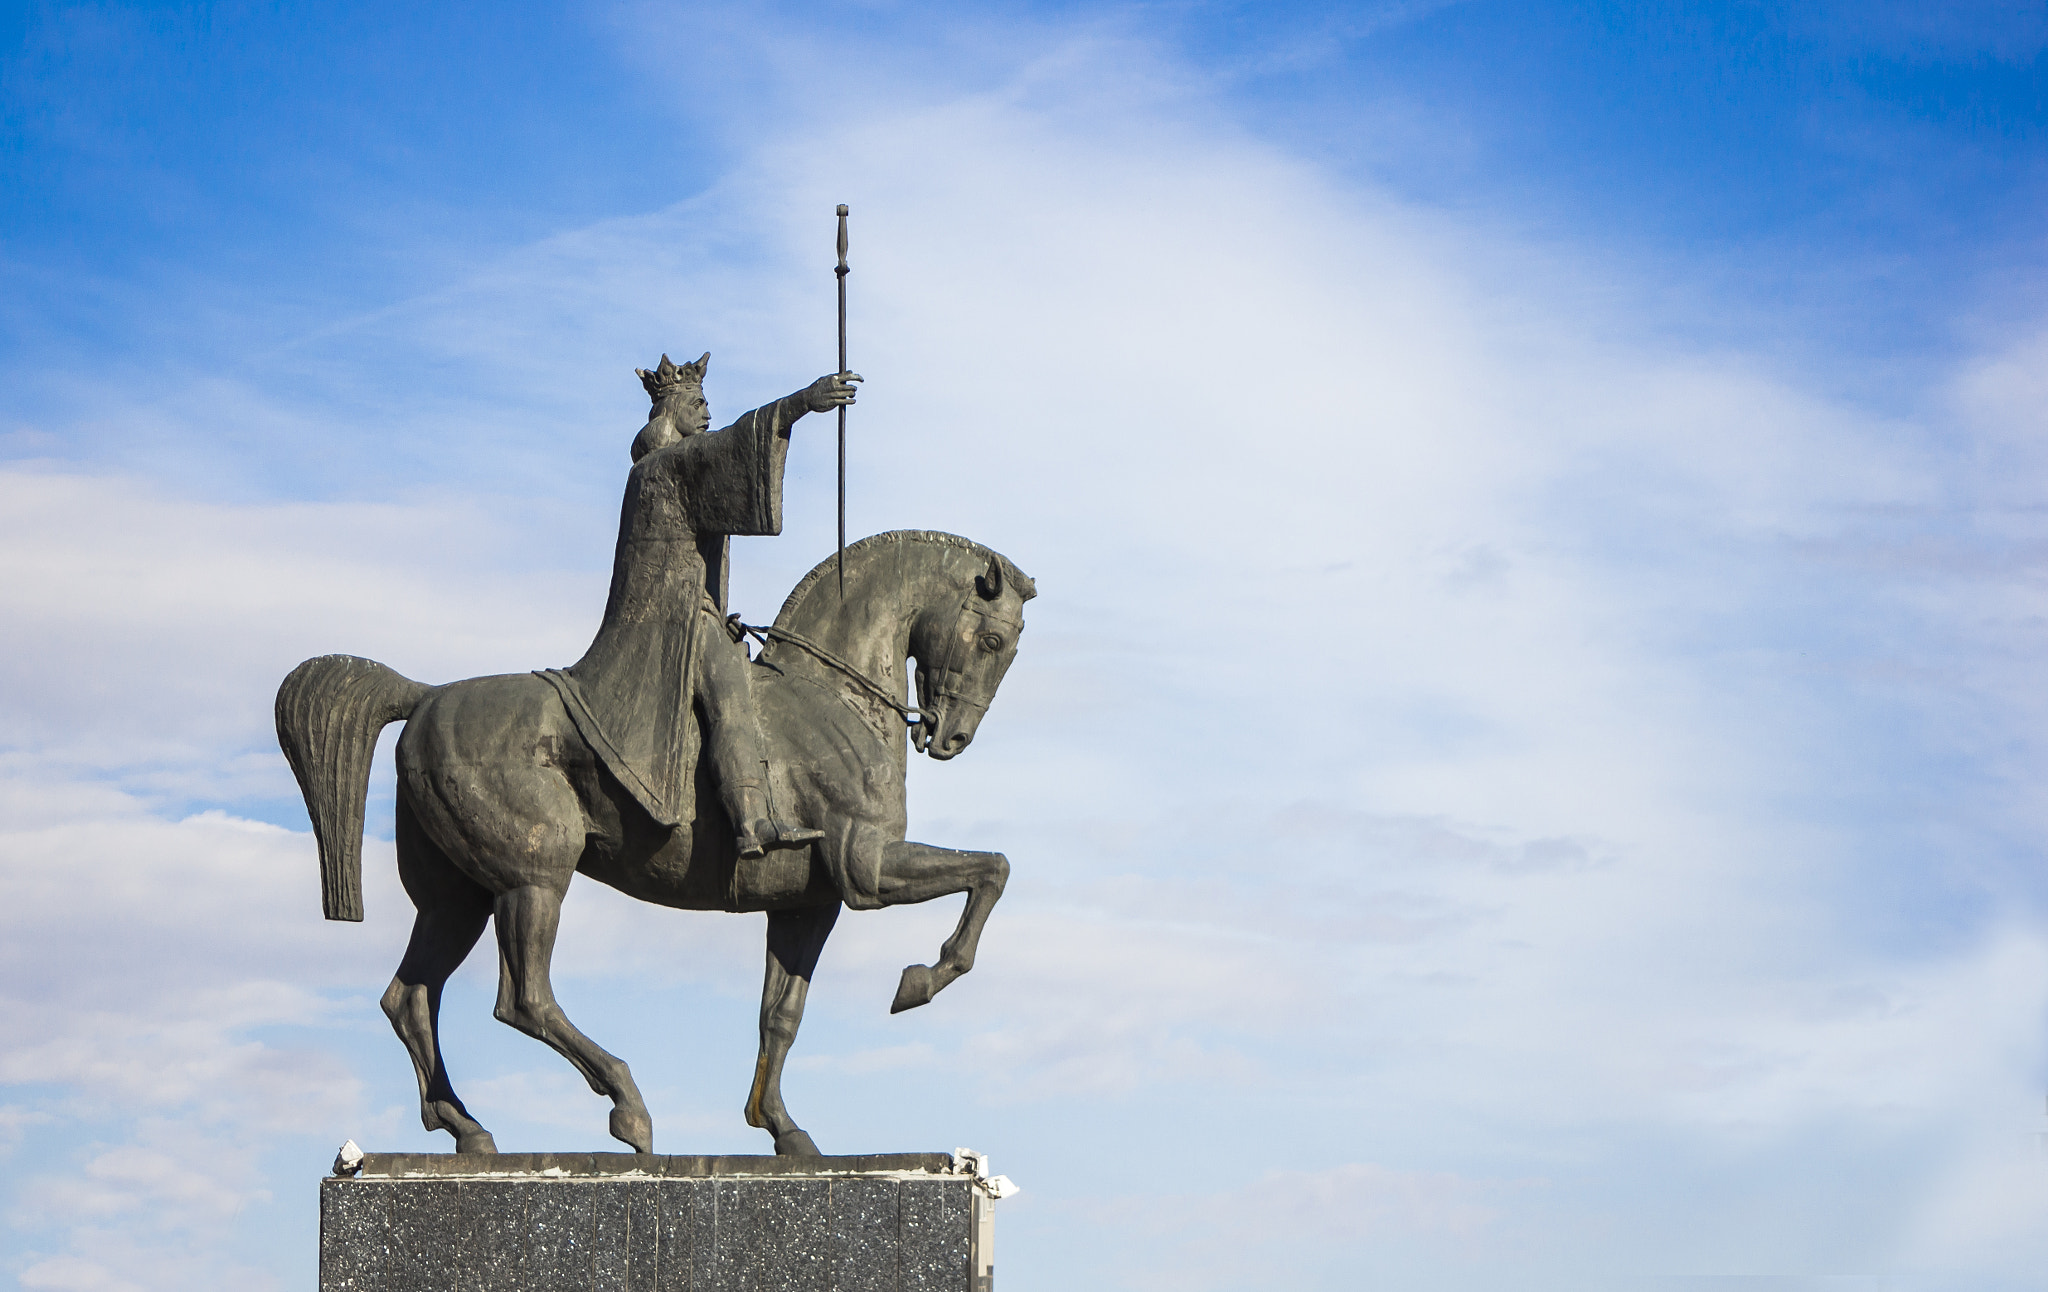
[275,352,1033,1156]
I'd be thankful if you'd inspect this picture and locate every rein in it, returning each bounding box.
[727,615,925,730]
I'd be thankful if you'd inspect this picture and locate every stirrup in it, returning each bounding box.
[738,818,824,860]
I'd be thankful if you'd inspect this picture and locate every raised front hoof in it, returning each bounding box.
[609,1106,655,1154]
[890,964,935,1014]
[775,1128,822,1157]
[454,1130,499,1156]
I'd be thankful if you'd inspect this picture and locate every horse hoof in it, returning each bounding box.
[775,1128,822,1157]
[455,1131,499,1156]
[890,964,935,1014]
[609,1106,655,1154]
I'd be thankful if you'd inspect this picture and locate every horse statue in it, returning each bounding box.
[276,529,1033,1156]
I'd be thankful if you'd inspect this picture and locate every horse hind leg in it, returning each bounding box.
[382,794,497,1153]
[874,841,1010,1013]
[745,903,840,1155]
[491,883,654,1153]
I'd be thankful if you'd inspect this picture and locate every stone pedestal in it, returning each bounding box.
[319,1152,995,1292]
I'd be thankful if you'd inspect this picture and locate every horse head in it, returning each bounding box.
[770,531,1035,760]
[911,551,1032,759]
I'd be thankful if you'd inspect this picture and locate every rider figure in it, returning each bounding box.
[557,353,861,861]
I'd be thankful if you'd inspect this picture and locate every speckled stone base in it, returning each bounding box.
[318,1153,989,1292]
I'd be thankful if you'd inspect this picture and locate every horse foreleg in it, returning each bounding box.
[875,841,1009,1014]
[745,902,841,1156]
[491,884,654,1153]
[382,794,497,1153]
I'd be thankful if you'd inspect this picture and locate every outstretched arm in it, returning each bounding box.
[677,372,866,538]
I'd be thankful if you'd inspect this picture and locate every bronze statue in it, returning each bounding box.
[276,358,1033,1157]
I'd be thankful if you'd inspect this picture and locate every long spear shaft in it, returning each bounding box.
[835,204,849,597]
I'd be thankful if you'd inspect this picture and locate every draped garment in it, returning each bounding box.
[544,398,799,827]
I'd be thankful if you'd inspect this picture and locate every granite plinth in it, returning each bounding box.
[319,1153,993,1292]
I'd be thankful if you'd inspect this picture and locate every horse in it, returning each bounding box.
[276,530,1033,1156]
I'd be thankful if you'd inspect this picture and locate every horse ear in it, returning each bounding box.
[975,555,1003,601]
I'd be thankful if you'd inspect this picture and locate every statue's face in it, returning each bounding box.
[675,387,710,436]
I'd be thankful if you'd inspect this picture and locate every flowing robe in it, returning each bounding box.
[541,397,800,828]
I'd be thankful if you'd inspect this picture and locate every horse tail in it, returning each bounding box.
[275,654,432,922]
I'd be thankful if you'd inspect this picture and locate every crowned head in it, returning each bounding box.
[631,351,711,460]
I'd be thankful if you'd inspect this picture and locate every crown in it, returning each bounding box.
[636,351,709,400]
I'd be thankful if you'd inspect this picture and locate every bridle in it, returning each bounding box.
[728,615,923,728]
[729,591,1018,754]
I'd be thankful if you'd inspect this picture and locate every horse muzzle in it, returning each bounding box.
[918,703,982,760]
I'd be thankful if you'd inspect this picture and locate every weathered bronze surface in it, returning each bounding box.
[277,356,1033,1156]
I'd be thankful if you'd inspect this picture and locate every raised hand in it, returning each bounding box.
[802,372,862,413]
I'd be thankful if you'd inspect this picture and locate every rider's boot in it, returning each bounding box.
[729,780,824,861]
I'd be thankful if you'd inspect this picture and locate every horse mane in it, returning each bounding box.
[776,530,1036,628]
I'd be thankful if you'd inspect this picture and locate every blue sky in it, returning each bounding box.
[9,1,2044,397]
[5,3,2048,1290]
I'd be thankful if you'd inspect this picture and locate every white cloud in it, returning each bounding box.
[17,1257,143,1292]
[1053,1160,1544,1292]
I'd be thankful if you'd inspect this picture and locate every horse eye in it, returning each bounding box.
[979,633,1003,652]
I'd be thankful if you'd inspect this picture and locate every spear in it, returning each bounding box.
[835,203,850,597]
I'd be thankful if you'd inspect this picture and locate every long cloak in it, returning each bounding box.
[541,398,797,827]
